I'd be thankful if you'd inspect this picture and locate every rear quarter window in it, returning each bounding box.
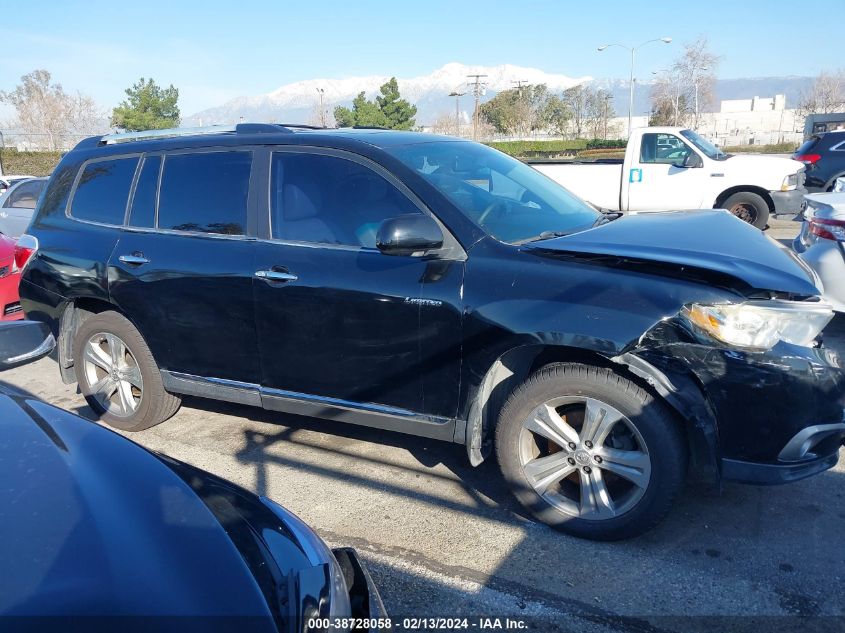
[71,157,139,225]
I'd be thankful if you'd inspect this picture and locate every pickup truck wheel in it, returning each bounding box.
[722,191,769,229]
[495,363,687,540]
[73,311,181,431]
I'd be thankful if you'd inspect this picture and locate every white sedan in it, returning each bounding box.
[793,190,845,312]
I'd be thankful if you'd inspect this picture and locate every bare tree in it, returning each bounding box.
[430,112,458,136]
[0,70,103,150]
[562,85,590,138]
[677,37,719,127]
[797,70,845,117]
[649,37,719,129]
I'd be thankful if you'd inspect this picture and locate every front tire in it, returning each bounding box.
[495,363,686,540]
[73,310,181,431]
[722,191,770,229]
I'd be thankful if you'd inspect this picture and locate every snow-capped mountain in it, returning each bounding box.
[184,62,592,126]
[184,62,816,127]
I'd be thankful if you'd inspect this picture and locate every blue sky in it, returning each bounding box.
[1,0,839,116]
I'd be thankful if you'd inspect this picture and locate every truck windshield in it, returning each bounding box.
[387,141,600,244]
[680,129,727,161]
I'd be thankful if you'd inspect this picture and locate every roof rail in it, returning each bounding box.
[274,123,327,130]
[99,123,295,145]
[100,125,236,145]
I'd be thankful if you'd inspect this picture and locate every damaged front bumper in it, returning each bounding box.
[622,318,845,486]
[722,419,845,484]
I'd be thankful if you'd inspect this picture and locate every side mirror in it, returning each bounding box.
[0,321,55,371]
[677,153,703,169]
[376,214,444,257]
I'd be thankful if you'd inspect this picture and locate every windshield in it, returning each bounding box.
[680,129,727,160]
[387,141,600,244]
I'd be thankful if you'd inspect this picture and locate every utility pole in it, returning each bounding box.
[512,80,529,137]
[466,74,488,141]
[448,91,465,137]
[603,93,612,140]
[316,88,326,127]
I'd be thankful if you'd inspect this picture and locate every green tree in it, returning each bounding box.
[334,91,388,128]
[376,77,417,129]
[111,78,180,131]
[480,84,555,136]
[333,77,416,129]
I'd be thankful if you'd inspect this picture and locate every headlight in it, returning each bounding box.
[781,172,801,191]
[834,177,845,193]
[682,300,833,350]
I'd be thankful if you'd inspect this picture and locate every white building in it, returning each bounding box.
[698,94,802,146]
[608,94,803,146]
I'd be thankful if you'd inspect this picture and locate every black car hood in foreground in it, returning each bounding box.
[0,392,276,629]
[527,210,819,297]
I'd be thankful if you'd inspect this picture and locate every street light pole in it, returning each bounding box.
[598,37,672,137]
[316,88,326,127]
[448,91,465,137]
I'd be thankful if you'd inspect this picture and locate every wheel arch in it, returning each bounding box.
[465,343,719,483]
[56,297,133,384]
[824,171,845,191]
[714,185,775,215]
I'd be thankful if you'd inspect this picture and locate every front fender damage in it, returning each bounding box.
[611,347,722,485]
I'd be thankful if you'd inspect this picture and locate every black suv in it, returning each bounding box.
[795,130,845,192]
[19,124,845,540]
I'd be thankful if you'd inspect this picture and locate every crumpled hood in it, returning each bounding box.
[526,209,820,296]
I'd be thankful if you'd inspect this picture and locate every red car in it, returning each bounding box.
[0,235,23,320]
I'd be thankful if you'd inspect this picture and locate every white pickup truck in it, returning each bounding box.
[529,127,806,229]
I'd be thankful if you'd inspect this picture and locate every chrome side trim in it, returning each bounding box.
[260,385,449,424]
[161,371,261,407]
[160,371,457,441]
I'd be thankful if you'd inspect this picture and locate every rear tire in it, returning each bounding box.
[722,191,770,229]
[495,363,687,540]
[73,310,181,431]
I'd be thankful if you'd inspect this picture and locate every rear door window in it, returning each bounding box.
[71,157,140,225]
[157,151,251,235]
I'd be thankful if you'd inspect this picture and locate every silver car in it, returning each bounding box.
[793,190,845,312]
[0,177,47,237]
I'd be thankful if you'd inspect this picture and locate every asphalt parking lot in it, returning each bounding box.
[4,221,844,632]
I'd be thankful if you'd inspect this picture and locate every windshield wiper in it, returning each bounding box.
[592,210,623,226]
[517,230,570,245]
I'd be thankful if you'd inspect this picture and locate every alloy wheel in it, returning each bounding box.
[518,396,651,520]
[82,332,143,418]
